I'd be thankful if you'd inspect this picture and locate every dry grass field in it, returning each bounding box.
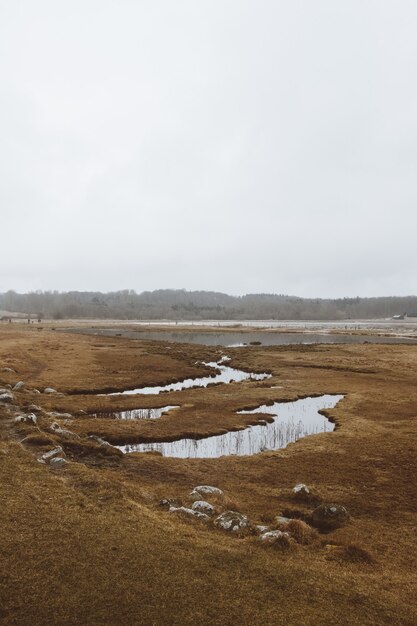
[1,324,416,625]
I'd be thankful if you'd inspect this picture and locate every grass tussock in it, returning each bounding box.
[20,432,55,447]
[329,543,376,565]
[281,519,319,545]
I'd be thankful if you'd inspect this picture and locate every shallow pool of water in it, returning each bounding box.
[116,394,343,458]
[107,361,271,396]
[92,405,179,420]
[74,328,417,346]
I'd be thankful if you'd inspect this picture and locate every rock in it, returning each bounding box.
[49,456,68,467]
[292,483,310,496]
[0,391,14,403]
[191,500,215,515]
[169,506,209,521]
[43,387,57,394]
[275,516,292,527]
[2,367,15,373]
[33,389,41,394]
[14,413,37,425]
[255,525,270,534]
[27,405,43,413]
[214,511,250,532]
[88,435,113,448]
[190,485,223,499]
[50,422,79,439]
[259,530,290,543]
[158,498,182,509]
[38,446,64,464]
[311,503,350,531]
[13,381,25,391]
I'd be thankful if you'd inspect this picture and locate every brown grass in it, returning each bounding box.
[0,324,417,625]
[281,519,319,545]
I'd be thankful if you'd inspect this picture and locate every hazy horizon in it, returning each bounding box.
[1,1,416,298]
[1,286,416,300]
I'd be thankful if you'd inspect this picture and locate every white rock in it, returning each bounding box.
[43,387,57,394]
[293,483,310,495]
[191,500,215,515]
[50,422,78,439]
[255,525,269,534]
[38,446,64,464]
[27,405,42,413]
[190,485,223,499]
[13,381,25,391]
[14,413,37,425]
[214,511,250,532]
[169,506,209,521]
[259,530,290,543]
[0,392,14,403]
[275,516,292,527]
[49,456,68,467]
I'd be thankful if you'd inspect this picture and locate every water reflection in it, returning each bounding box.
[92,405,179,420]
[78,328,417,346]
[117,394,343,458]
[107,361,271,396]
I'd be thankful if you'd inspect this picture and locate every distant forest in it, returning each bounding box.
[1,289,416,320]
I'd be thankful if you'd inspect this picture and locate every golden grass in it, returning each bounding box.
[0,324,417,625]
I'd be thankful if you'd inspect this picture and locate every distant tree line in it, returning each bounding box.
[0,289,416,320]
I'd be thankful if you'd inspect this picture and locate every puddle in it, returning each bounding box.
[116,394,343,457]
[91,405,179,420]
[107,361,271,396]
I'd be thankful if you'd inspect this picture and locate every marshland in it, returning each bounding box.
[1,320,416,624]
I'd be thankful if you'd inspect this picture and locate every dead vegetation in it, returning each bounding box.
[0,324,417,625]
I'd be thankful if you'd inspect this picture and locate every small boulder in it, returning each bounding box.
[27,404,43,413]
[43,387,57,394]
[191,500,215,516]
[190,485,223,499]
[49,456,68,467]
[48,411,72,419]
[38,446,65,464]
[14,413,37,425]
[292,483,310,500]
[275,515,292,527]
[13,381,25,391]
[169,506,209,521]
[214,511,250,533]
[88,435,113,448]
[255,525,270,534]
[50,422,79,439]
[311,503,350,531]
[0,391,14,403]
[158,498,182,509]
[259,530,290,543]
[2,367,16,373]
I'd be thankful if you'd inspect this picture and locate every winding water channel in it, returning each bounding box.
[116,394,343,458]
[107,360,271,396]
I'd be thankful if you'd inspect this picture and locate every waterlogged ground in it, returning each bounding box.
[65,326,417,346]
[1,325,417,626]
[106,360,271,395]
[117,394,342,457]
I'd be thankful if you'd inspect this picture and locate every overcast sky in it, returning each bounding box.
[1,1,416,298]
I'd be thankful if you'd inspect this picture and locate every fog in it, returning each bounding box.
[1,1,416,297]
